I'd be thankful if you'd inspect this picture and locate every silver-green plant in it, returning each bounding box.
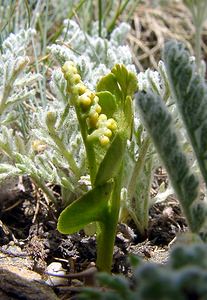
[48,20,136,89]
[79,239,207,300]
[0,28,65,203]
[0,73,87,206]
[136,40,207,238]
[0,28,40,120]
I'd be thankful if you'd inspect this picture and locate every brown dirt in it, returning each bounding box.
[0,173,187,299]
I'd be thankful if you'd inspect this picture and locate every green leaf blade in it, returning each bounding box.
[111,64,138,98]
[96,72,122,101]
[57,181,114,234]
[94,133,126,187]
[96,64,137,102]
[96,91,117,117]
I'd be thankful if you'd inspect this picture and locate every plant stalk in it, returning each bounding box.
[195,23,202,72]
[127,136,151,200]
[107,0,130,34]
[98,0,102,37]
[72,98,97,185]
[96,173,123,272]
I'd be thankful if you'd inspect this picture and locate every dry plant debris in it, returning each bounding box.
[128,2,207,70]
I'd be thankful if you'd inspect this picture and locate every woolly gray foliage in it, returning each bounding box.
[136,90,207,233]
[0,29,40,125]
[48,20,135,89]
[164,40,207,185]
[80,243,207,300]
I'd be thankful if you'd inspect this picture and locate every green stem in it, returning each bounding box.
[134,154,153,237]
[126,208,144,235]
[195,23,202,72]
[57,102,70,130]
[68,0,87,19]
[43,0,49,57]
[0,63,28,115]
[142,156,153,228]
[96,174,122,272]
[72,99,97,185]
[103,1,113,21]
[127,136,151,200]
[0,80,14,114]
[98,0,102,37]
[48,0,87,44]
[96,221,116,272]
[85,142,97,186]
[107,0,130,34]
[125,0,140,22]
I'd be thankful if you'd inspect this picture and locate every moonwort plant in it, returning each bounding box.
[136,40,207,239]
[48,19,173,236]
[47,19,171,232]
[57,61,137,272]
[0,20,172,242]
[0,21,136,207]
